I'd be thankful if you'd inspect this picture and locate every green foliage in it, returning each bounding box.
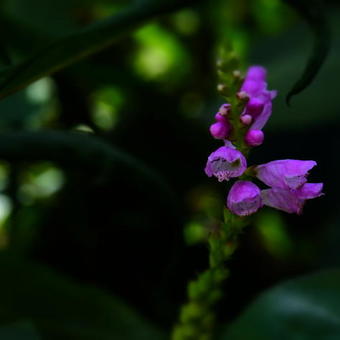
[221,270,340,339]
[0,322,41,340]
[0,252,165,339]
[0,131,164,182]
[285,0,331,103]
[0,0,335,339]
[0,0,198,100]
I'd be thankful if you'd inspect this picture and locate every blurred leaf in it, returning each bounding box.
[255,210,294,260]
[286,0,331,104]
[0,47,11,69]
[2,0,88,38]
[0,322,41,340]
[0,252,165,339]
[221,269,340,339]
[0,78,55,130]
[0,130,175,203]
[133,23,190,82]
[0,0,197,100]
[251,10,340,131]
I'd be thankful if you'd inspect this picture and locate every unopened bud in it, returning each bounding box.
[218,103,231,116]
[209,122,230,139]
[245,129,264,147]
[246,98,264,116]
[232,70,241,78]
[215,113,226,122]
[236,91,249,100]
[217,84,226,92]
[240,114,252,125]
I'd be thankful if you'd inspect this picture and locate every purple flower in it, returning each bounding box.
[209,104,231,140]
[209,122,230,139]
[255,159,323,214]
[244,129,264,147]
[204,146,247,182]
[227,181,262,216]
[240,66,277,131]
[261,183,323,214]
[255,160,317,190]
[245,66,267,81]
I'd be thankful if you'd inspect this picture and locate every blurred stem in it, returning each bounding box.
[6,163,20,249]
[172,212,247,340]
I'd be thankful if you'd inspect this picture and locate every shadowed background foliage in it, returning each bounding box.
[0,0,339,339]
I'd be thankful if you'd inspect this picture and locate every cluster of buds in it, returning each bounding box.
[205,66,323,216]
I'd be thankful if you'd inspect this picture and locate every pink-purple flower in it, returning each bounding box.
[244,129,264,147]
[204,146,247,182]
[261,184,323,214]
[255,160,323,214]
[255,160,317,190]
[209,104,231,140]
[204,65,323,217]
[240,66,277,131]
[227,181,262,216]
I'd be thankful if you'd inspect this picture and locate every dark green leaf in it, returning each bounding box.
[221,269,340,340]
[0,252,165,339]
[286,0,331,104]
[0,0,197,100]
[0,322,41,340]
[0,46,11,69]
[0,130,175,199]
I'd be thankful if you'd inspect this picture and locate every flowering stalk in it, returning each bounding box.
[172,53,323,339]
[172,211,246,340]
[172,60,252,340]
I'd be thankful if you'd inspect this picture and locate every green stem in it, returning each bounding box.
[172,57,252,339]
[171,212,247,340]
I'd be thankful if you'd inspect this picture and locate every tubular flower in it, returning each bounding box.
[204,146,247,182]
[227,181,262,216]
[261,183,323,214]
[255,160,323,214]
[209,121,231,140]
[209,104,231,140]
[204,64,323,217]
[244,129,264,147]
[255,160,317,190]
[240,66,277,131]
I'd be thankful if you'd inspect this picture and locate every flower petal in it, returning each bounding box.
[297,183,324,199]
[245,66,267,81]
[250,101,272,130]
[204,146,247,182]
[227,181,262,216]
[239,66,277,131]
[255,159,317,189]
[261,188,303,214]
[241,79,266,97]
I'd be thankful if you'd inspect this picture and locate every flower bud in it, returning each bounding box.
[217,84,227,93]
[245,129,264,147]
[240,114,252,125]
[236,91,249,100]
[246,66,267,81]
[241,80,266,97]
[209,122,230,139]
[246,97,264,117]
[218,103,231,116]
[232,70,241,78]
[227,181,262,216]
[215,113,226,122]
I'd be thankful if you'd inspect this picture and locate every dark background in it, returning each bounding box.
[0,0,338,339]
